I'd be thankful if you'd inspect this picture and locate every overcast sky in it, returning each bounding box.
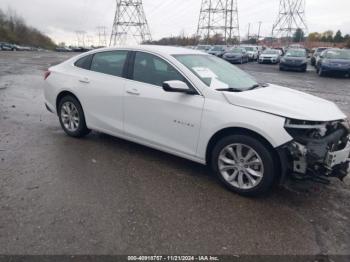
[0,0,349,45]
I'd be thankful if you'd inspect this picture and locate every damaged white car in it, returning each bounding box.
[44,46,350,196]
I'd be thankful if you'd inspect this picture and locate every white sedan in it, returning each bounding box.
[44,45,350,196]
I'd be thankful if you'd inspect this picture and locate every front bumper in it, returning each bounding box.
[223,56,242,63]
[321,65,350,74]
[259,57,278,63]
[280,62,307,70]
[278,122,350,184]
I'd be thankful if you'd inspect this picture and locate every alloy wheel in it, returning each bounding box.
[60,102,80,132]
[218,143,264,190]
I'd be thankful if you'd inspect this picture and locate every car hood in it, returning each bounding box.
[283,56,306,61]
[325,59,350,65]
[224,53,242,57]
[222,84,346,121]
[260,54,278,57]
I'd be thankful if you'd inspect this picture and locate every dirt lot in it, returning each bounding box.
[0,51,350,255]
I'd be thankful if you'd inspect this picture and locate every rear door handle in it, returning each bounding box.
[126,89,140,95]
[79,78,90,84]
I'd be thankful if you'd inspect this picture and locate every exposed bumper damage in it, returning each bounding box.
[279,119,350,184]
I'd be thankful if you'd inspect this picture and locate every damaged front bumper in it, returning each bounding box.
[278,119,350,184]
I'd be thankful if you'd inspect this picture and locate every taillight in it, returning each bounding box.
[44,70,51,80]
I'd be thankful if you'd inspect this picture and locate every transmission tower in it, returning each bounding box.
[76,31,86,47]
[272,0,307,40]
[197,0,240,44]
[110,0,152,46]
[97,26,108,47]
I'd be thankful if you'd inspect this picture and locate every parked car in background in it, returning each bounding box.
[207,45,229,57]
[195,45,212,52]
[311,47,328,66]
[241,46,259,61]
[0,42,18,51]
[316,49,350,77]
[258,49,281,64]
[222,47,249,64]
[273,48,285,56]
[44,45,350,197]
[279,49,308,72]
[55,46,73,52]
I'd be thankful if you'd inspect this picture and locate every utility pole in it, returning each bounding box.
[75,31,86,47]
[247,23,251,40]
[197,0,240,44]
[110,0,152,46]
[272,0,307,43]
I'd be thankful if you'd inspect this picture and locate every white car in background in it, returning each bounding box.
[44,46,350,197]
[241,46,259,61]
[258,49,281,64]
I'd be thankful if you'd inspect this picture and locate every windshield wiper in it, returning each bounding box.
[247,83,269,90]
[215,87,243,92]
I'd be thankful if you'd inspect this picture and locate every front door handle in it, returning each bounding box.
[79,78,90,84]
[126,89,140,95]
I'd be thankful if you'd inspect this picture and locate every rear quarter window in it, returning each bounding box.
[74,55,93,70]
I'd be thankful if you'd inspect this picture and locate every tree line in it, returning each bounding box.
[0,8,56,49]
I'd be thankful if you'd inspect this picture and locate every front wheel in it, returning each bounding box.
[211,135,276,197]
[318,67,324,77]
[58,95,91,138]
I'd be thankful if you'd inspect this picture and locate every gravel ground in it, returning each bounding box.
[0,51,350,256]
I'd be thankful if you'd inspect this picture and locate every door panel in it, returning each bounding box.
[76,50,128,134]
[124,52,204,156]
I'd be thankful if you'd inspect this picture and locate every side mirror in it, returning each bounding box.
[162,80,196,95]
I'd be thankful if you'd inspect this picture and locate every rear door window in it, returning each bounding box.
[90,51,128,77]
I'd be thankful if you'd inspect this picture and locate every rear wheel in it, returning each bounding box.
[211,135,276,197]
[58,95,91,138]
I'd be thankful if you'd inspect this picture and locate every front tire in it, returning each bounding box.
[211,135,276,197]
[58,95,91,138]
[318,67,324,77]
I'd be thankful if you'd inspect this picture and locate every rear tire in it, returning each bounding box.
[211,135,276,197]
[58,95,91,138]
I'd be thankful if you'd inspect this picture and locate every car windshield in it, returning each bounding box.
[316,48,327,54]
[173,54,258,91]
[325,50,350,60]
[244,47,255,51]
[229,48,243,53]
[211,46,224,51]
[263,50,278,55]
[285,49,306,57]
[197,45,209,50]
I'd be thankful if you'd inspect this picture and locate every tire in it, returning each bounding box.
[58,95,91,138]
[211,135,276,197]
[318,67,324,77]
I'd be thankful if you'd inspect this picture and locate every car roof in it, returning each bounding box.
[93,45,206,56]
